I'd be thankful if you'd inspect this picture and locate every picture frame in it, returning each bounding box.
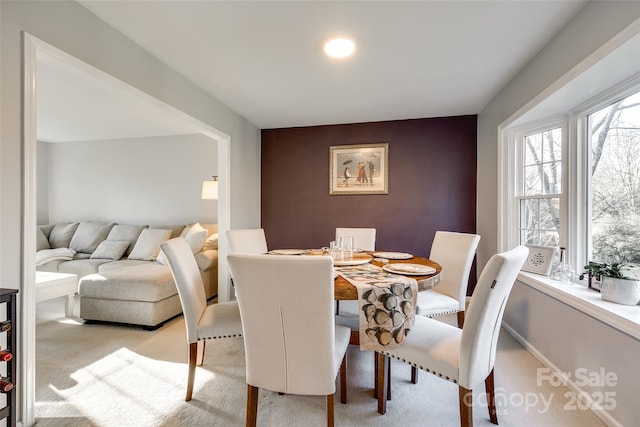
[329,143,388,195]
[521,245,557,276]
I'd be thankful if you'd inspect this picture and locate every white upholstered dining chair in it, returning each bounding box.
[416,231,481,327]
[376,245,528,426]
[335,227,376,251]
[160,237,243,401]
[411,231,480,383]
[227,253,350,427]
[226,228,268,254]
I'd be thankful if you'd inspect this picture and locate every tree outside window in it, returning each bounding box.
[589,90,640,263]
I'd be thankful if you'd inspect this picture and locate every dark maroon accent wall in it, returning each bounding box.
[261,115,478,292]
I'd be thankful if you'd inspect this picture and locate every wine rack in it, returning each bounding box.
[0,289,17,427]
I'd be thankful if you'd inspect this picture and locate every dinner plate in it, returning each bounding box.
[373,252,413,260]
[383,263,436,276]
[334,254,373,266]
[268,249,306,255]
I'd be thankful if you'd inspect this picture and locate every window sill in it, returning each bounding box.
[517,272,640,340]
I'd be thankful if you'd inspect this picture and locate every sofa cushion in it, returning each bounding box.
[107,224,148,256]
[98,260,150,272]
[90,240,130,260]
[37,228,51,251]
[128,228,172,261]
[151,224,186,239]
[79,263,177,302]
[69,221,115,254]
[49,223,79,248]
[59,259,114,277]
[38,224,55,239]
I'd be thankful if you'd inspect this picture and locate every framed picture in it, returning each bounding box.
[329,143,388,195]
[521,245,557,276]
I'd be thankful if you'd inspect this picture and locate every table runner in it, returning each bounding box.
[336,264,418,351]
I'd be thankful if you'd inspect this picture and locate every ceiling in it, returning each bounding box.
[37,1,588,142]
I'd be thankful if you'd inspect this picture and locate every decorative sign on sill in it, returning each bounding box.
[522,245,556,276]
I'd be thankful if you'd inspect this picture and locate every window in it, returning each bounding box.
[502,80,640,275]
[588,91,640,263]
[518,127,562,247]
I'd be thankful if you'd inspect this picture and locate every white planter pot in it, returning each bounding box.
[600,277,640,305]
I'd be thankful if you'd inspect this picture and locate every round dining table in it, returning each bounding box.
[333,251,442,300]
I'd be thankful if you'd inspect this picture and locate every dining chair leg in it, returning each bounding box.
[335,300,340,315]
[339,354,347,404]
[387,359,391,401]
[196,340,206,366]
[186,342,198,401]
[411,366,418,384]
[247,384,259,427]
[376,352,388,414]
[485,368,498,424]
[374,353,378,396]
[457,311,465,328]
[459,385,473,427]
[326,394,335,427]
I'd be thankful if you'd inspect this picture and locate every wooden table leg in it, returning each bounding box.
[376,352,388,414]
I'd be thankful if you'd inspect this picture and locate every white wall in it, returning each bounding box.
[1,0,261,289]
[478,3,640,426]
[36,142,50,224]
[41,134,218,226]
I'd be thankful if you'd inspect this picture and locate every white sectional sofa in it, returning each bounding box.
[36,220,218,329]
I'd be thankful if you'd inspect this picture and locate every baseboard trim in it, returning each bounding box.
[502,321,622,427]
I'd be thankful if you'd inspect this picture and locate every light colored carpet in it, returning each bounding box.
[35,297,605,426]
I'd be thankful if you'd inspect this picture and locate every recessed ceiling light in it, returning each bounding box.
[323,37,356,59]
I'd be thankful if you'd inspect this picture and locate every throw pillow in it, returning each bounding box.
[48,223,79,248]
[183,223,208,254]
[69,221,116,254]
[202,233,219,251]
[107,224,148,256]
[36,247,76,266]
[36,228,51,251]
[128,228,172,261]
[90,240,130,260]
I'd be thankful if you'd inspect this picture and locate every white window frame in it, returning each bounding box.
[513,119,568,250]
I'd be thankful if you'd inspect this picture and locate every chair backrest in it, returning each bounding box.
[160,237,207,343]
[429,231,481,310]
[227,228,268,254]
[335,227,376,251]
[458,245,528,389]
[227,253,336,396]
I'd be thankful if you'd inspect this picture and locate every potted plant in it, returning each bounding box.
[580,262,640,305]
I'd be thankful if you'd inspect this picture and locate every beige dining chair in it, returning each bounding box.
[160,237,243,401]
[376,246,528,426]
[412,231,480,382]
[227,228,268,254]
[227,253,350,427]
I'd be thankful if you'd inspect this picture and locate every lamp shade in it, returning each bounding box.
[201,178,218,200]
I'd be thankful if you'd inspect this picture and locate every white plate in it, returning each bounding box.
[268,249,305,255]
[334,254,373,266]
[383,264,436,276]
[373,252,413,260]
